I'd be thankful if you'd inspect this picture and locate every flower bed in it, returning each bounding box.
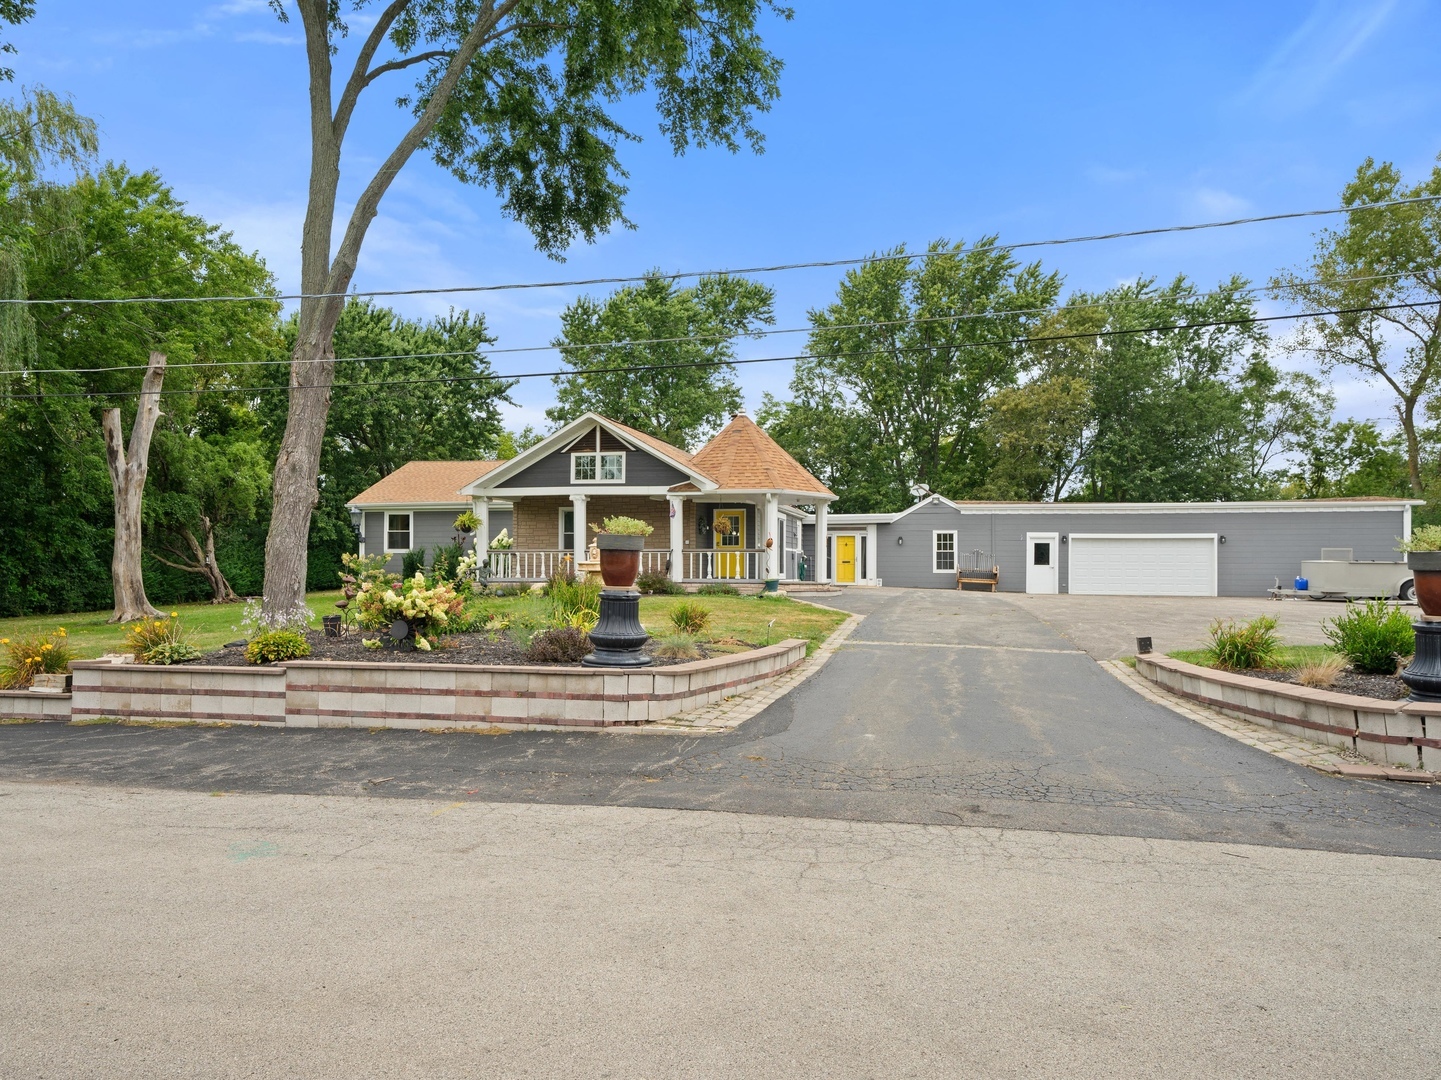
[60,639,808,731]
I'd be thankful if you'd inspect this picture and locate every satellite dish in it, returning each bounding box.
[908,483,933,500]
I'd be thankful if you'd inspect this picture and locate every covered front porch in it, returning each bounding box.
[471,492,830,586]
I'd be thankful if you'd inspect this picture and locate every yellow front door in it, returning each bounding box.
[836,535,856,583]
[713,509,746,579]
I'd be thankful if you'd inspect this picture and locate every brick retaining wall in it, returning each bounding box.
[54,640,807,731]
[1135,654,1439,771]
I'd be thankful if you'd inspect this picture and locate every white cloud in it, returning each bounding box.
[1241,0,1399,115]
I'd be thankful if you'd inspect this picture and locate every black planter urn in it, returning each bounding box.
[582,588,652,668]
[1401,616,1441,702]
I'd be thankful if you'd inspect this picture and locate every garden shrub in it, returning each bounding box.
[549,576,600,628]
[636,571,683,595]
[124,614,202,665]
[696,583,739,597]
[1204,615,1281,670]
[522,627,591,664]
[669,600,712,635]
[245,629,311,665]
[651,633,700,660]
[0,628,74,688]
[429,543,464,583]
[1323,599,1415,675]
[354,572,464,638]
[401,548,426,579]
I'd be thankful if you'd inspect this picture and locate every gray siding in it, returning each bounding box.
[864,504,1406,596]
[872,505,1409,596]
[802,523,817,580]
[363,509,512,573]
[496,446,688,489]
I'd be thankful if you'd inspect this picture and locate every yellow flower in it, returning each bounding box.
[170,612,178,618]
[1,638,8,644]
[56,629,66,636]
[41,643,52,650]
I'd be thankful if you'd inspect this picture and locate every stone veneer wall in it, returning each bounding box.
[55,640,807,731]
[68,661,287,725]
[1136,654,1440,771]
[0,688,73,721]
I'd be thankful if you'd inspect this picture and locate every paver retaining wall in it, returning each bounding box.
[1136,654,1439,771]
[41,640,807,730]
[68,662,287,725]
[0,688,73,721]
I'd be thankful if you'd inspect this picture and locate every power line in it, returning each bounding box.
[3,297,1434,403]
[3,195,1438,308]
[1,267,1421,378]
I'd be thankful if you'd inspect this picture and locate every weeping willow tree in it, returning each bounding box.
[0,85,99,368]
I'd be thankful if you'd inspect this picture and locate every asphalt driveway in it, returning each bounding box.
[3,587,1440,856]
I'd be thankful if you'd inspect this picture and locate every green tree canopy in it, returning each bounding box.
[762,239,1061,511]
[547,273,773,447]
[1272,155,1441,494]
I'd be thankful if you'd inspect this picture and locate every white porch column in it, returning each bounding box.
[570,493,588,565]
[472,496,490,555]
[764,493,781,584]
[668,494,685,582]
[814,500,830,584]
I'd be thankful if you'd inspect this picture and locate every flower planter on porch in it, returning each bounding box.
[1407,550,1441,616]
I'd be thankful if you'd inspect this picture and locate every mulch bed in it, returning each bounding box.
[1243,667,1408,701]
[189,630,720,669]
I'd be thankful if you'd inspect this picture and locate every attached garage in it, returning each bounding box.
[813,496,1422,597]
[1067,534,1217,596]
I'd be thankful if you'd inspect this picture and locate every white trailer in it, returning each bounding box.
[1296,548,1415,602]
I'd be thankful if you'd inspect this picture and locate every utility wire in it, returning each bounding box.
[3,297,1435,402]
[0,267,1421,378]
[2,195,1438,308]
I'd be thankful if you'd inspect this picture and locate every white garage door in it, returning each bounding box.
[1068,534,1216,596]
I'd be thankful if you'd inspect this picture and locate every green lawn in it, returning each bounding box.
[0,592,345,661]
[1167,644,1337,669]
[0,590,847,663]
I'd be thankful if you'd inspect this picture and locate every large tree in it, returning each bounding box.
[547,272,772,447]
[1272,156,1441,495]
[258,298,512,588]
[762,239,1060,511]
[261,0,790,612]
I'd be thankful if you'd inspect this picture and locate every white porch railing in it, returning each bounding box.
[683,548,767,582]
[483,548,674,582]
[484,549,566,581]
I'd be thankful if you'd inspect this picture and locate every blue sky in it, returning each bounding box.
[12,1,1441,434]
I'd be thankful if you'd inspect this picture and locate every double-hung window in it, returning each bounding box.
[933,530,957,573]
[386,513,412,552]
[572,451,625,482]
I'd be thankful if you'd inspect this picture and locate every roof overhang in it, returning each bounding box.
[803,497,1425,525]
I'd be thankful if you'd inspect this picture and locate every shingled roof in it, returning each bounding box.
[691,413,833,497]
[349,460,503,506]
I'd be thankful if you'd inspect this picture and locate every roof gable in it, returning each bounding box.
[690,413,834,497]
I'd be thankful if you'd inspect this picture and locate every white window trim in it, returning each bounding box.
[385,512,413,554]
[558,506,576,551]
[571,451,626,483]
[932,529,958,574]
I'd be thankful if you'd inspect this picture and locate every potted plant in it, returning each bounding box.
[591,516,654,589]
[1400,526,1441,615]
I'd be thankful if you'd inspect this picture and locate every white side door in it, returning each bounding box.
[1025,533,1060,594]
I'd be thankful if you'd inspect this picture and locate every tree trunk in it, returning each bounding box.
[155,520,240,604]
[1400,396,1424,496]
[102,352,166,623]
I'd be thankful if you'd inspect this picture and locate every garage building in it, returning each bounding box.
[804,496,1421,597]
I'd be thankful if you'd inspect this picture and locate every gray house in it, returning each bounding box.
[804,495,1421,597]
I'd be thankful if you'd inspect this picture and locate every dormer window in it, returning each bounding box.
[572,451,624,483]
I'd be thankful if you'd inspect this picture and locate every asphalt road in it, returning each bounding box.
[7,785,1440,1080]
[4,589,1439,857]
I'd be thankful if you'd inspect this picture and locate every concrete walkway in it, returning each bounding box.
[5,783,1440,1079]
